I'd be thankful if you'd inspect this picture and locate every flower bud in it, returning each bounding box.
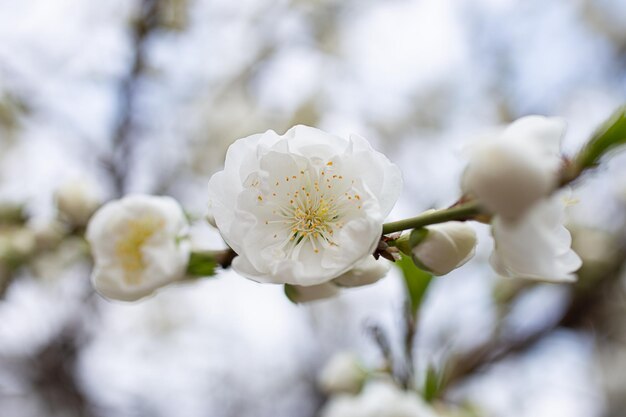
[284,282,339,304]
[462,116,565,222]
[411,222,477,276]
[55,179,102,227]
[318,352,367,395]
[333,256,390,288]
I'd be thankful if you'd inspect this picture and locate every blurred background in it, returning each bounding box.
[0,0,625,416]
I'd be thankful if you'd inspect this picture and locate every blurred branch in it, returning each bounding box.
[108,0,161,196]
[8,3,167,416]
[440,243,626,396]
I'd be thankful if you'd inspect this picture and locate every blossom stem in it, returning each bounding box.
[186,248,237,277]
[382,201,483,235]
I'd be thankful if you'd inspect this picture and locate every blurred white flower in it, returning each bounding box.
[333,256,390,287]
[318,352,367,395]
[208,125,402,286]
[321,380,438,417]
[463,116,565,222]
[490,194,582,282]
[86,195,190,301]
[411,222,477,276]
[55,178,102,226]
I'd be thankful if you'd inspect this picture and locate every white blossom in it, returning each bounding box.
[411,222,477,276]
[321,380,438,417]
[55,178,102,226]
[86,195,190,301]
[490,194,582,282]
[463,116,565,222]
[333,256,390,287]
[208,125,402,286]
[318,352,367,395]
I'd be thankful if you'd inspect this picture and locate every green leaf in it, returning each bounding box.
[409,227,429,248]
[284,284,299,304]
[396,255,433,315]
[422,364,440,402]
[577,106,626,169]
[186,251,217,277]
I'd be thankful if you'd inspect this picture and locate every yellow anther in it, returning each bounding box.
[115,216,165,285]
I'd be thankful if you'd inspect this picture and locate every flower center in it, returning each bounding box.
[259,162,364,256]
[115,216,164,285]
[291,197,337,247]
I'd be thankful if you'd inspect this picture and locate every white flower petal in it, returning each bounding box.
[463,115,565,221]
[490,195,582,282]
[502,115,566,156]
[333,256,390,287]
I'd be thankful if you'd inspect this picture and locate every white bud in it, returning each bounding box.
[284,282,339,304]
[463,116,565,222]
[55,179,102,226]
[318,352,367,395]
[411,222,477,276]
[333,256,390,287]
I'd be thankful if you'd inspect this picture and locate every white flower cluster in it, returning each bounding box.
[463,116,581,282]
[86,117,583,302]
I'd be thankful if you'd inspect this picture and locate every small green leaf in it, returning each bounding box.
[186,251,217,277]
[409,228,429,248]
[423,364,440,402]
[577,106,626,169]
[284,284,299,304]
[396,255,433,315]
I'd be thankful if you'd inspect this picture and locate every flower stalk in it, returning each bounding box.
[382,201,483,235]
